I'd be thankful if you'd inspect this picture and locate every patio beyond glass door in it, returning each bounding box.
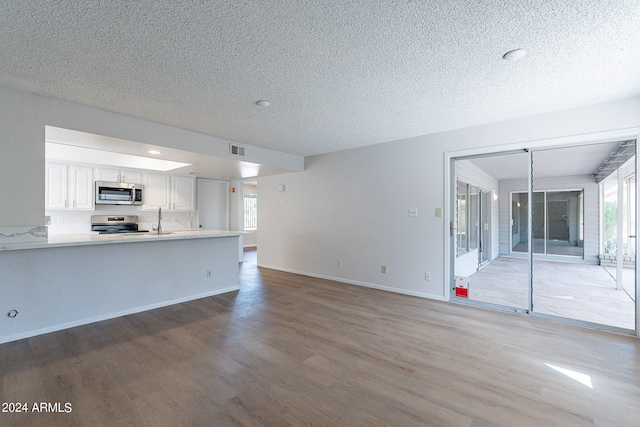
[511,190,584,258]
[453,152,530,310]
[531,144,636,330]
[452,139,637,333]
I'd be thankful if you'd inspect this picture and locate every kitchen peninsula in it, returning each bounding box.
[0,230,241,344]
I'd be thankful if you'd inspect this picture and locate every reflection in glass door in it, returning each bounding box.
[452,139,637,333]
[479,190,491,267]
[511,191,584,258]
[453,152,530,310]
[531,143,636,330]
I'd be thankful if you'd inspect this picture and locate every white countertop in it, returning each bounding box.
[0,229,242,251]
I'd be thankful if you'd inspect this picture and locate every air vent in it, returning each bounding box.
[230,144,245,157]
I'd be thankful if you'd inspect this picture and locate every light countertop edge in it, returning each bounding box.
[0,230,244,252]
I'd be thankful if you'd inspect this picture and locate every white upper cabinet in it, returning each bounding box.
[69,166,94,210]
[47,160,198,213]
[45,163,68,209]
[46,163,93,210]
[143,174,171,210]
[171,176,196,211]
[95,168,142,184]
[142,174,195,211]
[95,168,120,182]
[121,171,143,184]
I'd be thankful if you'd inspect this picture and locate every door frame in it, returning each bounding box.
[509,189,584,258]
[443,127,640,337]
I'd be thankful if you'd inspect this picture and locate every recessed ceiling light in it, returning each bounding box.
[503,48,527,62]
[148,150,162,155]
[255,100,270,107]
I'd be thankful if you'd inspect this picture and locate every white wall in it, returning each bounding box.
[0,85,303,229]
[258,97,640,300]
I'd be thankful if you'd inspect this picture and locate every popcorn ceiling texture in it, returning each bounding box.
[0,0,638,156]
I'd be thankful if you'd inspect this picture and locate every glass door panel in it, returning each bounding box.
[546,191,584,257]
[453,152,530,310]
[511,192,528,253]
[531,142,636,330]
[479,190,491,266]
[532,192,545,254]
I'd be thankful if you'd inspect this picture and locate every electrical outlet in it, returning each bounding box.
[425,272,431,281]
[381,265,387,274]
[337,259,343,267]
[409,209,418,217]
[206,270,212,278]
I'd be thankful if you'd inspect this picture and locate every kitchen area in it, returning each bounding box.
[0,112,303,345]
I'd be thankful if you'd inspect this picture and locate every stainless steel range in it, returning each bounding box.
[91,215,149,234]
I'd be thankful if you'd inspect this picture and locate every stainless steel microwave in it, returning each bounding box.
[95,181,144,205]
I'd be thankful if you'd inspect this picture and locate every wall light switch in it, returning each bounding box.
[435,208,442,217]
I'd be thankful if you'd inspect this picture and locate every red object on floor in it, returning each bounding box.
[455,287,468,298]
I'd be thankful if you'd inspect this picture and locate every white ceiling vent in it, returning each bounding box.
[230,144,245,157]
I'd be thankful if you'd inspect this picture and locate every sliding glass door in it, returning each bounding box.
[511,190,584,258]
[530,144,636,330]
[453,151,530,310]
[451,139,637,333]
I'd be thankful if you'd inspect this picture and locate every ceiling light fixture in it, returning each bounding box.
[255,100,270,107]
[148,150,162,155]
[502,48,527,62]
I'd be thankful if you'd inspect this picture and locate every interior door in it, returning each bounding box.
[197,178,229,230]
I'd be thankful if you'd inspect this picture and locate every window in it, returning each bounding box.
[457,180,479,255]
[457,180,467,254]
[244,193,257,229]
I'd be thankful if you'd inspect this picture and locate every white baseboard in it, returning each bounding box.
[258,264,446,301]
[0,286,239,345]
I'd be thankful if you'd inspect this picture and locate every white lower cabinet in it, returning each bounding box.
[45,163,94,210]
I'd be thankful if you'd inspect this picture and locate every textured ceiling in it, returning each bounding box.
[1,0,639,156]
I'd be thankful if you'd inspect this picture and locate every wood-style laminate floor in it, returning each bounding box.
[1,250,639,426]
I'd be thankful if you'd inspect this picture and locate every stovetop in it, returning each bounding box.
[97,229,149,235]
[91,215,148,234]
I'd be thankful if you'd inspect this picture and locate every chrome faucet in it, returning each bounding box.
[157,207,162,235]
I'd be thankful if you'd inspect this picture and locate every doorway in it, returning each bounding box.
[450,139,638,333]
[511,190,584,257]
[242,181,258,251]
